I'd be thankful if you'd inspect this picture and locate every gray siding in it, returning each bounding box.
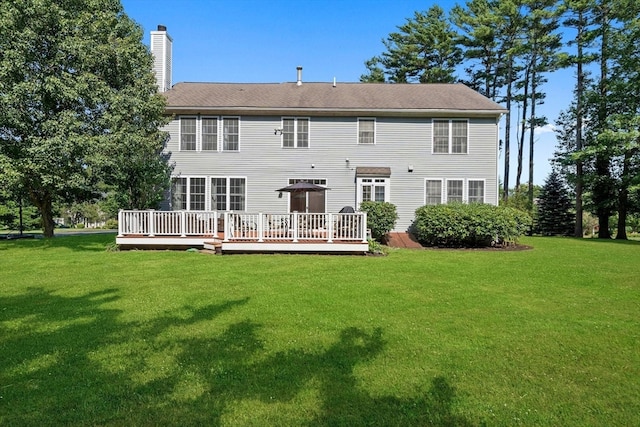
[163,114,499,231]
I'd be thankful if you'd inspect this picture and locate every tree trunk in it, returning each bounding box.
[30,194,56,238]
[616,151,633,240]
[528,66,537,208]
[516,65,531,189]
[574,12,585,238]
[503,57,513,202]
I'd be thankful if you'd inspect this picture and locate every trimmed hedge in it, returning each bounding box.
[359,201,398,241]
[412,203,532,247]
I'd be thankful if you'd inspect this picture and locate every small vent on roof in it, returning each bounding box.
[296,66,302,86]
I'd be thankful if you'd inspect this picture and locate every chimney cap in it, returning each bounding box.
[157,25,167,31]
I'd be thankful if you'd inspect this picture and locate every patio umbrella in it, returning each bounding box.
[276,182,330,193]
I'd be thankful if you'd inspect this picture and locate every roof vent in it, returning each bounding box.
[296,66,302,86]
[157,24,167,31]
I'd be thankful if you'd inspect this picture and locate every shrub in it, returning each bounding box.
[104,219,118,230]
[412,203,532,248]
[359,201,398,241]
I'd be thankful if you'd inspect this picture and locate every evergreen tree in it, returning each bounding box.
[537,171,575,235]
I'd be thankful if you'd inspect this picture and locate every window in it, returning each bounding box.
[211,178,227,211]
[282,118,309,148]
[180,117,196,150]
[222,117,239,151]
[229,178,245,211]
[358,178,389,204]
[171,176,246,211]
[171,177,187,210]
[468,180,485,203]
[446,179,464,203]
[433,119,468,154]
[358,118,375,144]
[202,117,218,151]
[425,179,443,205]
[210,177,246,211]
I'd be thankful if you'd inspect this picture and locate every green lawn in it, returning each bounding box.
[1,234,638,426]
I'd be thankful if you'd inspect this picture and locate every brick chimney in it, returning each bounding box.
[150,25,172,92]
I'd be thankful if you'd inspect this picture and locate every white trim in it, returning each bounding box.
[424,178,444,205]
[431,119,469,154]
[357,177,390,205]
[357,117,376,145]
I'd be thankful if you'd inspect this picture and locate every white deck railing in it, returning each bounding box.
[117,210,367,243]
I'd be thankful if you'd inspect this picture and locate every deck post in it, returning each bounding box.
[223,212,230,242]
[292,211,298,243]
[327,213,333,243]
[361,212,368,243]
[117,210,123,237]
[257,213,264,242]
[180,211,186,237]
[148,209,155,237]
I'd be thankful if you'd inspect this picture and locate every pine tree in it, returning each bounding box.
[537,171,575,235]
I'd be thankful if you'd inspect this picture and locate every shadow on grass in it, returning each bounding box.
[1,288,471,426]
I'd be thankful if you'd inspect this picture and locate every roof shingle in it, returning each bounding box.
[163,82,506,115]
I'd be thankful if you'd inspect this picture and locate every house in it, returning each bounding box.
[116,26,505,252]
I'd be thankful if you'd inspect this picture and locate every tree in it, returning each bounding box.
[537,171,575,235]
[0,0,169,237]
[360,6,462,83]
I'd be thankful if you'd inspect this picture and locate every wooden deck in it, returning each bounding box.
[116,210,369,254]
[116,233,368,254]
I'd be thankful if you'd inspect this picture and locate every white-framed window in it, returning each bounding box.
[358,118,375,144]
[357,177,389,204]
[180,117,197,150]
[468,180,485,203]
[282,117,309,148]
[211,177,246,211]
[433,119,468,154]
[222,117,239,151]
[171,177,187,209]
[201,117,218,151]
[171,176,246,211]
[189,177,206,210]
[425,179,443,205]
[446,179,464,203]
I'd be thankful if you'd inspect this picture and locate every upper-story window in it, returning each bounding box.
[201,117,218,151]
[282,118,309,148]
[433,119,468,154]
[180,117,197,150]
[222,117,239,151]
[358,118,375,144]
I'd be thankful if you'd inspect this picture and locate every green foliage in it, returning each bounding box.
[0,0,170,237]
[412,203,532,247]
[367,238,388,255]
[537,171,575,236]
[359,201,399,241]
[104,218,118,230]
[361,6,462,83]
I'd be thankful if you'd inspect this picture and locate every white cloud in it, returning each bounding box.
[534,124,556,135]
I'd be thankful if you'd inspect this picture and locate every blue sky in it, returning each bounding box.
[121,0,576,186]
